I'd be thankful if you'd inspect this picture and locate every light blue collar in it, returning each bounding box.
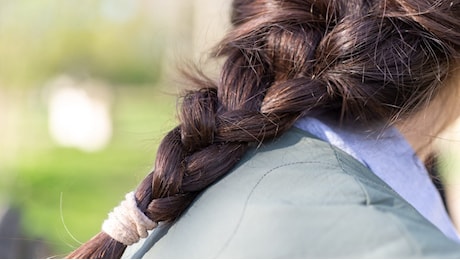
[295,116,460,242]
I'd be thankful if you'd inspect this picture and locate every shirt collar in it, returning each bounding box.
[295,116,460,242]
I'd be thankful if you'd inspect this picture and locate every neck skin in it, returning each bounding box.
[396,74,460,163]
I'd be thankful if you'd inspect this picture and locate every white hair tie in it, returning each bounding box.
[102,192,158,245]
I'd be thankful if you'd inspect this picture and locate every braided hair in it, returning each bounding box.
[67,0,460,258]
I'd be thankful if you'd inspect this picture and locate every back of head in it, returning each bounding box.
[225,0,460,123]
[67,0,460,258]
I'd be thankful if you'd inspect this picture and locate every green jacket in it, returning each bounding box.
[122,128,460,258]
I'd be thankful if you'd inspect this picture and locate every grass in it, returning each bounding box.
[3,86,177,256]
[4,84,460,257]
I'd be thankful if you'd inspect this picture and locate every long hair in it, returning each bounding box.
[67,0,460,258]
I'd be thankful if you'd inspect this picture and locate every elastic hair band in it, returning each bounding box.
[102,192,158,245]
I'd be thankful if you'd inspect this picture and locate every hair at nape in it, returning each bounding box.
[67,0,460,258]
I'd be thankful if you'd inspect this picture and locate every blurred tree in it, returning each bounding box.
[0,0,228,256]
[0,0,168,88]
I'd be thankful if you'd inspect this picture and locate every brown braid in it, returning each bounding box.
[67,0,460,258]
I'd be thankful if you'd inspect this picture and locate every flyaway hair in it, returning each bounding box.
[67,0,460,258]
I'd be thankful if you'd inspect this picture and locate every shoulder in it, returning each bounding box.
[123,128,460,258]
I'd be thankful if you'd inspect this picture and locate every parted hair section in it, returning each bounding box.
[67,0,460,258]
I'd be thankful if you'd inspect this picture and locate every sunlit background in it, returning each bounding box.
[0,0,230,257]
[3,0,460,258]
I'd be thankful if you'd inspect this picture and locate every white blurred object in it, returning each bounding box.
[47,76,112,152]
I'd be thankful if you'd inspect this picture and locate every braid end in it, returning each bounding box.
[66,232,126,259]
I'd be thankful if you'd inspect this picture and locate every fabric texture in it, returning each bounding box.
[122,128,460,258]
[295,117,460,242]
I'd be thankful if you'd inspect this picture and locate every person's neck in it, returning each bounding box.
[396,112,442,163]
[396,82,460,163]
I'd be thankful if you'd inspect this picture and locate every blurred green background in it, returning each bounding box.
[3,0,460,258]
[0,0,229,257]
